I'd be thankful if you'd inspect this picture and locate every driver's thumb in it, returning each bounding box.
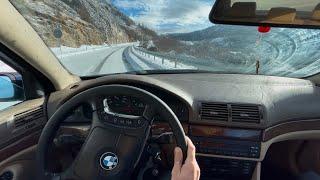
[172,147,182,177]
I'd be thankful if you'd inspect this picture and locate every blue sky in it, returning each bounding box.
[110,0,215,34]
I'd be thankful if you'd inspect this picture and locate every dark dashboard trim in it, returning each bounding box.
[63,75,191,105]
[47,74,193,119]
[263,119,320,141]
[58,123,91,138]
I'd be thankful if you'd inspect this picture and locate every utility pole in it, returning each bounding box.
[256,60,260,75]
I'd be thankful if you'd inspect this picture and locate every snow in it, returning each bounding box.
[51,42,137,58]
[180,41,194,45]
[131,47,197,70]
[25,0,56,17]
[0,61,16,72]
[127,48,154,70]
[51,42,133,57]
[51,44,112,59]
[146,40,156,49]
[51,42,138,76]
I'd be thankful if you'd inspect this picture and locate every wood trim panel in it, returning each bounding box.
[263,119,320,141]
[0,130,40,162]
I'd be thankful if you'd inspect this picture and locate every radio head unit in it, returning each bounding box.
[190,125,261,141]
[190,125,262,158]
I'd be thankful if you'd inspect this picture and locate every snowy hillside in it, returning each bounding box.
[157,25,320,77]
[10,0,156,47]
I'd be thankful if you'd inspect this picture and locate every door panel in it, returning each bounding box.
[0,146,37,180]
[0,98,45,179]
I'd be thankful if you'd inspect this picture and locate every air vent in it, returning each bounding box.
[14,106,44,128]
[231,104,261,123]
[200,103,229,121]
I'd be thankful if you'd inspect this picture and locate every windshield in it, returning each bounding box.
[9,0,320,78]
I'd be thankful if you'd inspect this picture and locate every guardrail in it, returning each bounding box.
[132,46,181,68]
[133,46,216,69]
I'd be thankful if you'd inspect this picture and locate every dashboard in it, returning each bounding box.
[64,87,189,123]
[46,73,320,180]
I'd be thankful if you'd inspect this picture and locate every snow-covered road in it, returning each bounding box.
[98,46,128,75]
[57,45,130,76]
[57,44,195,76]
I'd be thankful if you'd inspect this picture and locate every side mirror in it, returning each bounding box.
[0,73,24,102]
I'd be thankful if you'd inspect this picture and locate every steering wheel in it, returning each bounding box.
[37,85,188,180]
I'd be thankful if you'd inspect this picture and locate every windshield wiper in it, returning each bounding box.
[81,69,213,79]
[125,69,213,75]
[81,69,254,80]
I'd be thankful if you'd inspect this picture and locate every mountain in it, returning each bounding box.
[10,0,157,47]
[155,25,320,77]
[152,25,257,61]
[168,25,256,41]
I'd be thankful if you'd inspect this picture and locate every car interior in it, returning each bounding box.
[1,0,320,180]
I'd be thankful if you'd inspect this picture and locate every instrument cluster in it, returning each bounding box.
[101,95,189,122]
[103,95,146,116]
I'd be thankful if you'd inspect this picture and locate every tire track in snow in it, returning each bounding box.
[89,47,123,74]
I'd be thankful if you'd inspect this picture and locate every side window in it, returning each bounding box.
[0,60,25,111]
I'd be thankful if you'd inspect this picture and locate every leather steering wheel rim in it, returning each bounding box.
[37,84,187,180]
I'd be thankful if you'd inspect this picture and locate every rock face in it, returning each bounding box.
[10,0,157,47]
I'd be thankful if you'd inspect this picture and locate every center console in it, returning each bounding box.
[196,157,257,180]
[189,125,262,180]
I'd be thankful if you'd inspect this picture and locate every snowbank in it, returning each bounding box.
[50,42,137,58]
[0,61,16,72]
[125,47,161,70]
[131,47,197,70]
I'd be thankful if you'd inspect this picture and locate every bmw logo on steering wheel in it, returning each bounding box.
[100,152,119,171]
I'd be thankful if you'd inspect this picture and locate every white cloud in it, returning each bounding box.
[113,0,214,34]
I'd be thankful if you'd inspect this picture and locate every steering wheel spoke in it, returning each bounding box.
[37,85,187,180]
[97,111,148,129]
[142,104,156,123]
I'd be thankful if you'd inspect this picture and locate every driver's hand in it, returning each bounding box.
[171,137,200,180]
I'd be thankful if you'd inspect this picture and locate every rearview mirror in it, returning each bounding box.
[0,73,24,102]
[209,0,320,29]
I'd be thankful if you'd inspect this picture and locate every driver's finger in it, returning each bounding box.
[172,147,182,176]
[186,137,196,162]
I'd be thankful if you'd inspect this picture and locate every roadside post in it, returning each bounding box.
[53,25,63,57]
